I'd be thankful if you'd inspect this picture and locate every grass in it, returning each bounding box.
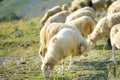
[0,18,40,56]
[0,19,120,80]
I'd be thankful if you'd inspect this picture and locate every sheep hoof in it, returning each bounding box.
[57,70,64,75]
[113,60,117,65]
[110,58,117,64]
[59,71,64,75]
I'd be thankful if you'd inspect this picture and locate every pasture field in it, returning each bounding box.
[0,19,120,80]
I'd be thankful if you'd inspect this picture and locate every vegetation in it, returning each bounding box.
[0,12,21,22]
[0,0,3,2]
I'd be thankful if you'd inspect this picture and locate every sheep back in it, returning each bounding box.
[107,0,120,16]
[66,16,95,38]
[40,6,62,26]
[66,7,95,22]
[44,11,70,27]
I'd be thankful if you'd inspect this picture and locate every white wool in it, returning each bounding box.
[44,11,70,27]
[107,0,120,16]
[40,5,62,26]
[66,16,95,38]
[110,24,120,64]
[41,24,90,78]
[87,12,120,49]
[66,7,95,22]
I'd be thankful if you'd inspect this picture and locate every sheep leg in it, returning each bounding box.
[103,37,109,49]
[68,56,73,71]
[61,59,64,75]
[103,37,112,50]
[112,45,117,64]
[57,59,64,75]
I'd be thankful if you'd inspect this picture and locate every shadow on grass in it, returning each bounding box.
[95,44,112,50]
[73,59,120,80]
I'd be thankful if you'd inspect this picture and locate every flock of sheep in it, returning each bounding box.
[38,0,120,78]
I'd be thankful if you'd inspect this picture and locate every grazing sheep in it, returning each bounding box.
[87,12,120,49]
[39,23,64,62]
[66,16,95,38]
[44,11,70,27]
[39,23,77,62]
[92,0,107,12]
[41,25,90,78]
[107,0,120,16]
[40,6,62,26]
[69,0,93,12]
[66,7,95,22]
[110,24,120,64]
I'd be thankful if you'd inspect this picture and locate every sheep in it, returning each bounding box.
[110,24,120,64]
[61,3,70,11]
[39,22,77,63]
[69,0,93,12]
[40,6,62,26]
[107,0,120,16]
[66,7,95,22]
[66,16,95,38]
[44,11,70,27]
[39,23,64,63]
[87,12,120,49]
[41,24,90,78]
[92,0,107,13]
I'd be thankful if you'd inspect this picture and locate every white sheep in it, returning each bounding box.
[110,24,120,64]
[107,0,120,16]
[66,16,95,38]
[39,22,90,63]
[40,6,62,26]
[69,0,93,12]
[41,24,90,78]
[66,7,95,22]
[39,23,64,63]
[87,12,120,49]
[44,11,70,27]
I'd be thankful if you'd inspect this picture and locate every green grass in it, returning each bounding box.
[0,19,40,56]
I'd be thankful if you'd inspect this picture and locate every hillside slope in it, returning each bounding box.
[0,0,72,19]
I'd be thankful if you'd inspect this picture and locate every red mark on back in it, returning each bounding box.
[52,37,57,43]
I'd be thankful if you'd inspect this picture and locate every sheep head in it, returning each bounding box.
[41,56,56,78]
[87,35,96,49]
[78,40,90,57]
